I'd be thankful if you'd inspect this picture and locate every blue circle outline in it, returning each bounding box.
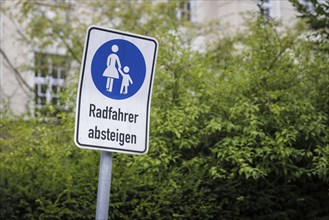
[91,39,146,100]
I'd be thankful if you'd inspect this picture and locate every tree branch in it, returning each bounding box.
[0,48,34,92]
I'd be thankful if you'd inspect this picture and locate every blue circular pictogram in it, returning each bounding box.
[91,39,146,100]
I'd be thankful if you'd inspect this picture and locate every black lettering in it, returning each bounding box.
[102,106,108,118]
[131,134,136,144]
[119,133,125,146]
[87,126,137,146]
[110,131,116,141]
[128,114,133,123]
[95,126,100,139]
[101,130,106,140]
[125,133,130,143]
[88,128,94,138]
[88,104,138,123]
[89,104,96,117]
[116,129,119,142]
[118,108,124,121]
[112,110,117,120]
[108,107,113,119]
[96,108,101,118]
[106,129,111,140]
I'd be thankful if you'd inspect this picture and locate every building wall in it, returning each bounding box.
[1,0,34,115]
[193,0,299,31]
[281,0,300,25]
[195,1,258,28]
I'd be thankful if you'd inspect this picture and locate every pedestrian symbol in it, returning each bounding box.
[91,39,146,100]
[120,66,133,94]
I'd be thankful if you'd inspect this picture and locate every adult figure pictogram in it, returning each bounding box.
[102,45,122,92]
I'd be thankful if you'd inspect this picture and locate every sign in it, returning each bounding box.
[74,26,158,154]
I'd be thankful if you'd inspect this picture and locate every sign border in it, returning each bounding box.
[75,26,158,154]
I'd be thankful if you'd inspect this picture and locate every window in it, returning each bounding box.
[258,0,272,18]
[175,1,191,21]
[34,53,67,114]
[35,0,71,9]
[300,0,314,12]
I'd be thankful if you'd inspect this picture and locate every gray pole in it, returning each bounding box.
[96,151,113,220]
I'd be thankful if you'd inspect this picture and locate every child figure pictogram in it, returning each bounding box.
[119,66,133,95]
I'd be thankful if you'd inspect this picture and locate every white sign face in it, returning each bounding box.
[74,26,158,155]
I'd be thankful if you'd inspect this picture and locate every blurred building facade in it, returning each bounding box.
[0,0,313,115]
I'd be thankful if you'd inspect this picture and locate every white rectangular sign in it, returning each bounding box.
[74,26,158,154]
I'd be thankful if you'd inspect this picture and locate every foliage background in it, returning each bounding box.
[1,1,328,219]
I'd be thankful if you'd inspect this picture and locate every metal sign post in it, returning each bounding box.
[96,151,113,220]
